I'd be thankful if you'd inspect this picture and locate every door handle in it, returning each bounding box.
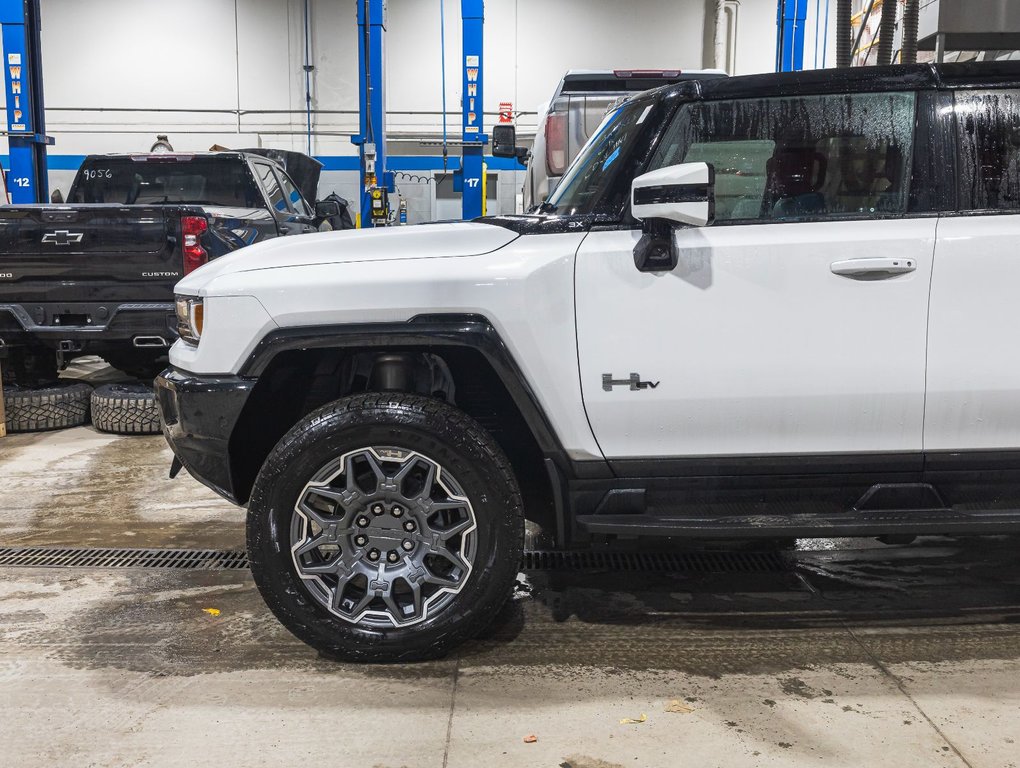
[830,257,917,278]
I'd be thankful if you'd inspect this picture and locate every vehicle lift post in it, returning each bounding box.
[776,0,808,72]
[459,0,486,220]
[352,0,394,227]
[0,0,52,204]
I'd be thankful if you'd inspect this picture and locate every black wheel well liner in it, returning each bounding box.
[228,314,566,535]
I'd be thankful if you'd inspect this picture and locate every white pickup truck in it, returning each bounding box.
[158,62,1020,662]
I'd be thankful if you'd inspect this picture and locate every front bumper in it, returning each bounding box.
[155,367,255,505]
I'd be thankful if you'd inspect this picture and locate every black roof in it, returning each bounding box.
[653,61,1020,103]
[83,151,283,164]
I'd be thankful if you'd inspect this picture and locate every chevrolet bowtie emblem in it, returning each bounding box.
[42,230,84,246]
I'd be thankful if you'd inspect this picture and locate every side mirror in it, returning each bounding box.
[630,162,715,273]
[51,189,65,204]
[631,161,715,227]
[315,199,341,219]
[491,124,519,159]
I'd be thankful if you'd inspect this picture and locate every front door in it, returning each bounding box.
[576,90,935,464]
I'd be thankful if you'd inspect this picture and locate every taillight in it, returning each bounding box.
[181,216,208,275]
[545,112,568,177]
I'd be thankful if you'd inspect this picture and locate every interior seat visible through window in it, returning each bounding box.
[767,146,828,218]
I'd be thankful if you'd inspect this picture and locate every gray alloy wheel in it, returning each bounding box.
[290,445,478,628]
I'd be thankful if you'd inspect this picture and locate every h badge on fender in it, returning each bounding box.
[602,373,660,392]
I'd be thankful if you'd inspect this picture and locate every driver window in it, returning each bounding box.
[276,170,312,216]
[253,162,289,213]
[649,92,916,223]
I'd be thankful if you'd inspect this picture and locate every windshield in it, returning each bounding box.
[545,97,661,217]
[68,157,265,207]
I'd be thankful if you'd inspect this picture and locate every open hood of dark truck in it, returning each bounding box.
[240,149,322,204]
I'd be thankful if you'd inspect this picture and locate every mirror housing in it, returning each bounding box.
[491,124,530,164]
[51,189,65,204]
[491,125,517,158]
[315,199,341,219]
[631,161,715,227]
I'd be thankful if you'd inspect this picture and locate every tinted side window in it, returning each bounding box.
[955,90,1020,211]
[253,162,288,213]
[276,170,311,216]
[650,92,917,223]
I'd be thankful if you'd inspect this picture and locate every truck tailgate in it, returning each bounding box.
[0,205,182,302]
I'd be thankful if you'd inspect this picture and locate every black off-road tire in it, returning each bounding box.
[247,392,525,662]
[91,383,161,435]
[3,381,93,433]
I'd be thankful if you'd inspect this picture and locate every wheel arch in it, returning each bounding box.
[227,314,565,538]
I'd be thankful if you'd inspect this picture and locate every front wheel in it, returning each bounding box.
[247,393,524,662]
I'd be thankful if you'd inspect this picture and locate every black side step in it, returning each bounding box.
[577,509,1020,538]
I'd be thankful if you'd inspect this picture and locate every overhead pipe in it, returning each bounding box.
[835,0,852,68]
[715,1,738,74]
[303,0,313,155]
[877,0,897,65]
[901,0,919,64]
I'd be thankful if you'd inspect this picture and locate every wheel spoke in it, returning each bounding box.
[298,499,343,529]
[345,586,375,617]
[429,500,468,513]
[435,549,470,575]
[300,555,345,576]
[406,579,423,618]
[391,456,420,486]
[294,533,327,558]
[382,590,404,620]
[305,485,345,506]
[306,485,364,514]
[362,451,387,488]
[423,570,459,589]
[420,462,437,497]
[434,517,474,541]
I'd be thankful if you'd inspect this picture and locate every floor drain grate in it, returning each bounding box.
[522,549,789,573]
[0,547,788,574]
[0,547,250,570]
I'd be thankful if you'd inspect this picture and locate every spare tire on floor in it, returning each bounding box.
[3,381,93,433]
[91,382,161,435]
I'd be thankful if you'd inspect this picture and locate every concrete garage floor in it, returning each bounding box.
[1,428,1019,768]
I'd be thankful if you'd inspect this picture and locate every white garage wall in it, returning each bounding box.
[0,0,786,212]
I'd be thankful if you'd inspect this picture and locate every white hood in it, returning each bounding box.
[175,221,519,295]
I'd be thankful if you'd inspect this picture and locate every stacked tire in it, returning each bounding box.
[3,381,93,433]
[3,380,160,435]
[90,383,161,435]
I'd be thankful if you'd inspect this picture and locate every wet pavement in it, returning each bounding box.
[1,428,1019,767]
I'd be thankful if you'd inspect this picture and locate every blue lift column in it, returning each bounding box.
[352,0,393,227]
[1,0,52,203]
[776,0,808,72]
[460,0,486,220]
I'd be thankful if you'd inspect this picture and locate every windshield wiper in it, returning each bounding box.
[536,200,558,214]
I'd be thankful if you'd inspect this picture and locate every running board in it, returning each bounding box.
[576,509,1020,538]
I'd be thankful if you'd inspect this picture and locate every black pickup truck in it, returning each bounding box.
[0,149,341,385]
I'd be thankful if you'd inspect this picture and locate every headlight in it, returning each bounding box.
[175,295,204,344]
